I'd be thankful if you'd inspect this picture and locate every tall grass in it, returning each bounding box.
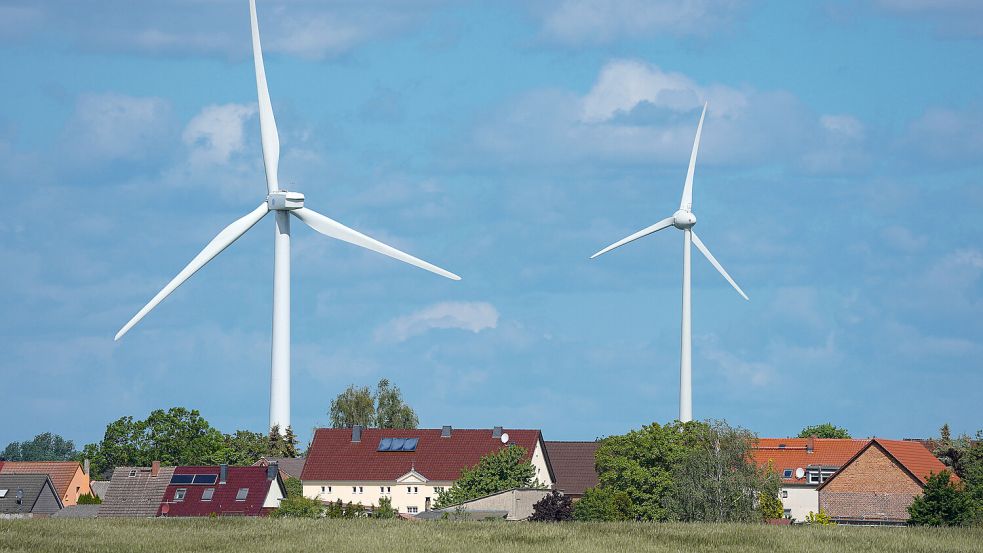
[0,519,980,553]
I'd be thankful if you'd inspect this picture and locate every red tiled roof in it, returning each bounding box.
[159,466,283,517]
[751,438,866,484]
[874,439,953,485]
[544,441,599,496]
[0,461,82,499]
[302,428,544,482]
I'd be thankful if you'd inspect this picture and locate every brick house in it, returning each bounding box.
[750,437,866,522]
[302,426,555,515]
[817,438,953,525]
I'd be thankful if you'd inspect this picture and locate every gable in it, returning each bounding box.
[819,442,923,494]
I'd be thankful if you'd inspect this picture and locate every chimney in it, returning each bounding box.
[220,464,228,484]
[441,425,452,438]
[352,425,363,443]
[492,426,503,439]
[807,436,815,454]
[151,461,160,478]
[267,462,278,481]
[83,459,90,476]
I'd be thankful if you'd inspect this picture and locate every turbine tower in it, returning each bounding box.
[115,0,460,433]
[590,103,747,423]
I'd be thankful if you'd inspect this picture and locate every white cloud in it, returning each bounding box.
[183,103,257,166]
[62,93,173,164]
[470,59,866,174]
[900,106,983,165]
[536,0,750,44]
[375,301,499,343]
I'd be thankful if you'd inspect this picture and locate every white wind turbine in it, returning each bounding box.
[115,0,460,433]
[590,103,747,423]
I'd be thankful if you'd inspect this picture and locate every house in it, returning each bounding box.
[544,441,600,500]
[817,438,953,525]
[0,461,92,507]
[89,480,110,499]
[302,426,555,515]
[99,463,176,517]
[751,437,866,522]
[253,456,305,480]
[421,488,552,520]
[0,474,63,517]
[158,464,285,517]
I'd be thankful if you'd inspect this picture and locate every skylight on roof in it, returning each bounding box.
[0,489,6,498]
[236,488,249,501]
[783,469,793,478]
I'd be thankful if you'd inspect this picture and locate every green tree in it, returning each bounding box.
[805,509,835,525]
[374,496,397,519]
[2,432,78,461]
[758,491,784,520]
[283,477,303,498]
[669,420,780,523]
[374,379,419,429]
[434,445,541,508]
[572,487,633,521]
[76,492,102,505]
[329,379,419,429]
[908,471,973,527]
[212,430,268,466]
[797,423,851,439]
[933,424,973,477]
[594,421,707,521]
[329,385,376,428]
[267,425,300,458]
[270,495,324,518]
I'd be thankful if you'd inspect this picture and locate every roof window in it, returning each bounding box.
[783,469,793,478]
[236,488,249,501]
[201,488,215,501]
[0,489,7,498]
[174,488,187,501]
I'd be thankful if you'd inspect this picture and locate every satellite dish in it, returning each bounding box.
[794,467,805,479]
[500,433,509,444]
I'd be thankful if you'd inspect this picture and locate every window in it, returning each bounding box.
[408,486,418,494]
[782,469,793,478]
[128,470,137,478]
[781,490,788,499]
[236,488,249,501]
[434,486,444,494]
[353,486,364,494]
[380,486,391,494]
[321,486,331,494]
[359,486,364,494]
[407,506,418,514]
[353,486,357,493]
[174,488,187,501]
[0,490,7,498]
[202,488,215,501]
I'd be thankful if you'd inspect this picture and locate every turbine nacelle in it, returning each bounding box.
[267,190,304,211]
[672,209,696,229]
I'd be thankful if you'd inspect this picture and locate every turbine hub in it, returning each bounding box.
[267,190,304,211]
[673,209,696,229]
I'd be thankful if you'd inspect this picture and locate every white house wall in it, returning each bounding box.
[782,486,818,522]
[303,480,454,514]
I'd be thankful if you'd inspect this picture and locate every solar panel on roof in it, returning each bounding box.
[402,438,419,451]
[378,438,393,452]
[193,474,218,485]
[170,474,194,484]
[390,438,406,451]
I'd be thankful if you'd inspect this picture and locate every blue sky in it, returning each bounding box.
[1,0,982,449]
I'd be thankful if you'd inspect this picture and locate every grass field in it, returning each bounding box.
[1,519,981,553]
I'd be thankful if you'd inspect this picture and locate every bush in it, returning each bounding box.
[77,492,102,505]
[805,509,835,526]
[283,476,303,498]
[758,491,783,520]
[374,496,397,519]
[530,490,573,521]
[573,487,633,521]
[909,471,973,527]
[270,495,324,518]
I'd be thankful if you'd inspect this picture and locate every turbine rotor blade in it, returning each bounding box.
[679,101,708,212]
[291,207,461,281]
[115,202,270,340]
[249,0,280,193]
[691,231,748,300]
[590,216,675,259]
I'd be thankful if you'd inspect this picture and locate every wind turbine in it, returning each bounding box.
[590,103,747,423]
[115,0,460,433]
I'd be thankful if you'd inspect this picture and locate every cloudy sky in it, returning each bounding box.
[1,0,981,449]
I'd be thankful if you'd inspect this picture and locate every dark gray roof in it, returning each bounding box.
[52,504,101,518]
[253,457,306,480]
[99,466,175,518]
[0,473,63,515]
